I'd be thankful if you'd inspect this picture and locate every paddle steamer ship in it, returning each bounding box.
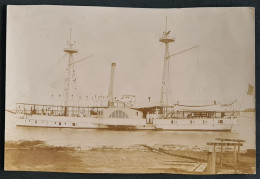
[15,20,238,131]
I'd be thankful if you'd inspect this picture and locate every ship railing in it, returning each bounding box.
[16,103,107,117]
[162,110,236,119]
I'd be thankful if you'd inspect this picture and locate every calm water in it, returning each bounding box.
[5,112,255,150]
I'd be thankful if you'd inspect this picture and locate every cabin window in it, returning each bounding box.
[190,120,192,124]
[72,123,75,126]
[59,122,61,125]
[218,120,223,124]
[35,120,37,124]
[171,120,173,124]
[109,110,128,118]
[136,112,138,115]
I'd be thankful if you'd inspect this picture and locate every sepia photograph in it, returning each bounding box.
[5,5,255,174]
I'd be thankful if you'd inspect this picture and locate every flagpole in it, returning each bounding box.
[238,84,249,112]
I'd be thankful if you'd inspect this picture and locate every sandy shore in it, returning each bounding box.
[4,140,255,174]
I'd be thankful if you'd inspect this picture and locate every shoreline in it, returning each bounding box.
[4,140,255,174]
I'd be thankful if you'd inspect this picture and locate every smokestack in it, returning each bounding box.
[108,63,116,107]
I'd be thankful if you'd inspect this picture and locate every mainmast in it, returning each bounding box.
[159,17,175,115]
[63,30,78,115]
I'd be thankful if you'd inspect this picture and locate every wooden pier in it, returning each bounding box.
[207,138,245,174]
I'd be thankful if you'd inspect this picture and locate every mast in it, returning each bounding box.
[159,17,175,115]
[63,29,78,115]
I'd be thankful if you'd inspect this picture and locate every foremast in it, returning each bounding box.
[63,30,78,116]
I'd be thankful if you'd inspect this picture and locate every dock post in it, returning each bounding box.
[237,143,240,163]
[220,145,223,167]
[233,145,237,173]
[207,151,216,174]
[233,145,237,159]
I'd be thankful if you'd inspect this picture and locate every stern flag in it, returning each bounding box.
[247,84,254,95]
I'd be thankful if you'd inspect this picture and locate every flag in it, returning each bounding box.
[247,84,254,95]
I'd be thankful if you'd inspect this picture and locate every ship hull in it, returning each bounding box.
[153,118,236,132]
[15,114,237,131]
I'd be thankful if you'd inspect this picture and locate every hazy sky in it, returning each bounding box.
[6,6,255,109]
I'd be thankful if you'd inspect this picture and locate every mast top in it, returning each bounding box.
[64,29,78,54]
[159,16,175,43]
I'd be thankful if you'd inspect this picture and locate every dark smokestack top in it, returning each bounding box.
[112,63,116,66]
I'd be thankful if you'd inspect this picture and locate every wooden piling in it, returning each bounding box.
[237,144,240,163]
[233,145,237,160]
[220,144,223,167]
[233,145,237,173]
[207,151,216,174]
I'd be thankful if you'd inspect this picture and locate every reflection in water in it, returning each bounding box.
[5,112,255,150]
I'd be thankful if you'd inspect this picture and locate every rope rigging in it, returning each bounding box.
[15,53,68,103]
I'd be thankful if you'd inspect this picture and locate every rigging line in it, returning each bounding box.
[168,59,172,104]
[169,45,199,58]
[118,43,163,94]
[72,64,80,106]
[68,53,87,107]
[169,45,199,104]
[69,55,93,65]
[195,48,200,98]
[42,53,68,81]
[15,53,68,103]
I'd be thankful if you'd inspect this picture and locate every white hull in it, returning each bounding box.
[15,114,237,131]
[153,118,236,131]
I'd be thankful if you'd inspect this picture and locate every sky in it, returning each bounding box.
[6,6,255,109]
